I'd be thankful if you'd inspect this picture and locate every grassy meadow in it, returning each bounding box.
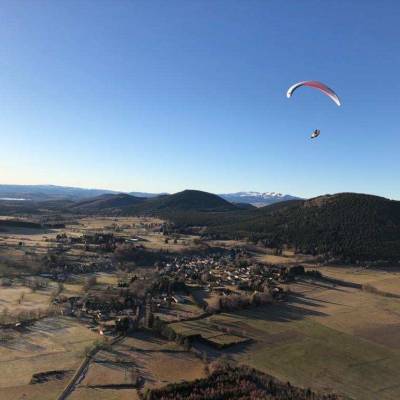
[0,317,98,400]
[184,280,400,400]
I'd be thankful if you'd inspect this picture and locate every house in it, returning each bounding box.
[171,295,186,304]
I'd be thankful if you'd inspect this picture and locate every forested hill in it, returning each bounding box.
[69,193,144,214]
[126,189,239,215]
[205,193,400,262]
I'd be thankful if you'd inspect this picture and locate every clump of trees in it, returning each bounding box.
[114,244,168,268]
[24,277,48,292]
[146,363,339,400]
[0,278,13,287]
[150,276,187,295]
[50,282,65,302]
[150,316,191,350]
[206,292,272,313]
[83,275,97,290]
[0,305,62,326]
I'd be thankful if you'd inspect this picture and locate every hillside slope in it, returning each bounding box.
[69,193,144,214]
[126,189,239,216]
[206,193,400,261]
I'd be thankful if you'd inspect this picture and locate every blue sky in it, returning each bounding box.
[0,1,399,199]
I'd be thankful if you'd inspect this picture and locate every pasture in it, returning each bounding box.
[69,387,140,400]
[0,316,98,400]
[310,265,400,296]
[188,280,400,400]
[0,285,52,313]
[170,318,250,348]
[69,331,206,399]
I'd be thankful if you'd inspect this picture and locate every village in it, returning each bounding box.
[44,243,299,339]
[0,213,308,339]
[0,214,315,344]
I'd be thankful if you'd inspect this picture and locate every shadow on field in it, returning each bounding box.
[192,339,253,362]
[0,337,46,352]
[289,292,345,307]
[297,279,349,292]
[0,318,74,352]
[190,290,343,362]
[101,347,138,362]
[258,302,328,323]
[28,317,71,334]
[230,294,330,324]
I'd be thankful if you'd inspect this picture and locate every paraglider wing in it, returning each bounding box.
[287,81,341,106]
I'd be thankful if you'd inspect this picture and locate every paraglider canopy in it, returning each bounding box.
[287,81,341,106]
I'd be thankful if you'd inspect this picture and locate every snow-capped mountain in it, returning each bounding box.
[219,192,301,207]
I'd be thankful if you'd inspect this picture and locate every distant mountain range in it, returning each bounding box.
[0,185,116,201]
[0,185,300,206]
[129,192,165,198]
[219,192,301,206]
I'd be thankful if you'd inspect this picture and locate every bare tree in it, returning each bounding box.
[83,275,97,291]
[17,292,25,305]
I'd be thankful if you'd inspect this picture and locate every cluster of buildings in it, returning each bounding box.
[156,250,292,296]
[55,232,144,247]
[54,286,146,334]
[49,246,301,336]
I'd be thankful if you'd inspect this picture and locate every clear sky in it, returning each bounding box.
[0,1,399,199]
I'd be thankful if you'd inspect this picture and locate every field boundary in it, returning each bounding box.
[361,283,400,298]
[312,275,362,289]
[304,274,400,299]
[56,334,125,400]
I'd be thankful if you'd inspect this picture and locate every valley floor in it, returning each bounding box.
[1,216,400,399]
